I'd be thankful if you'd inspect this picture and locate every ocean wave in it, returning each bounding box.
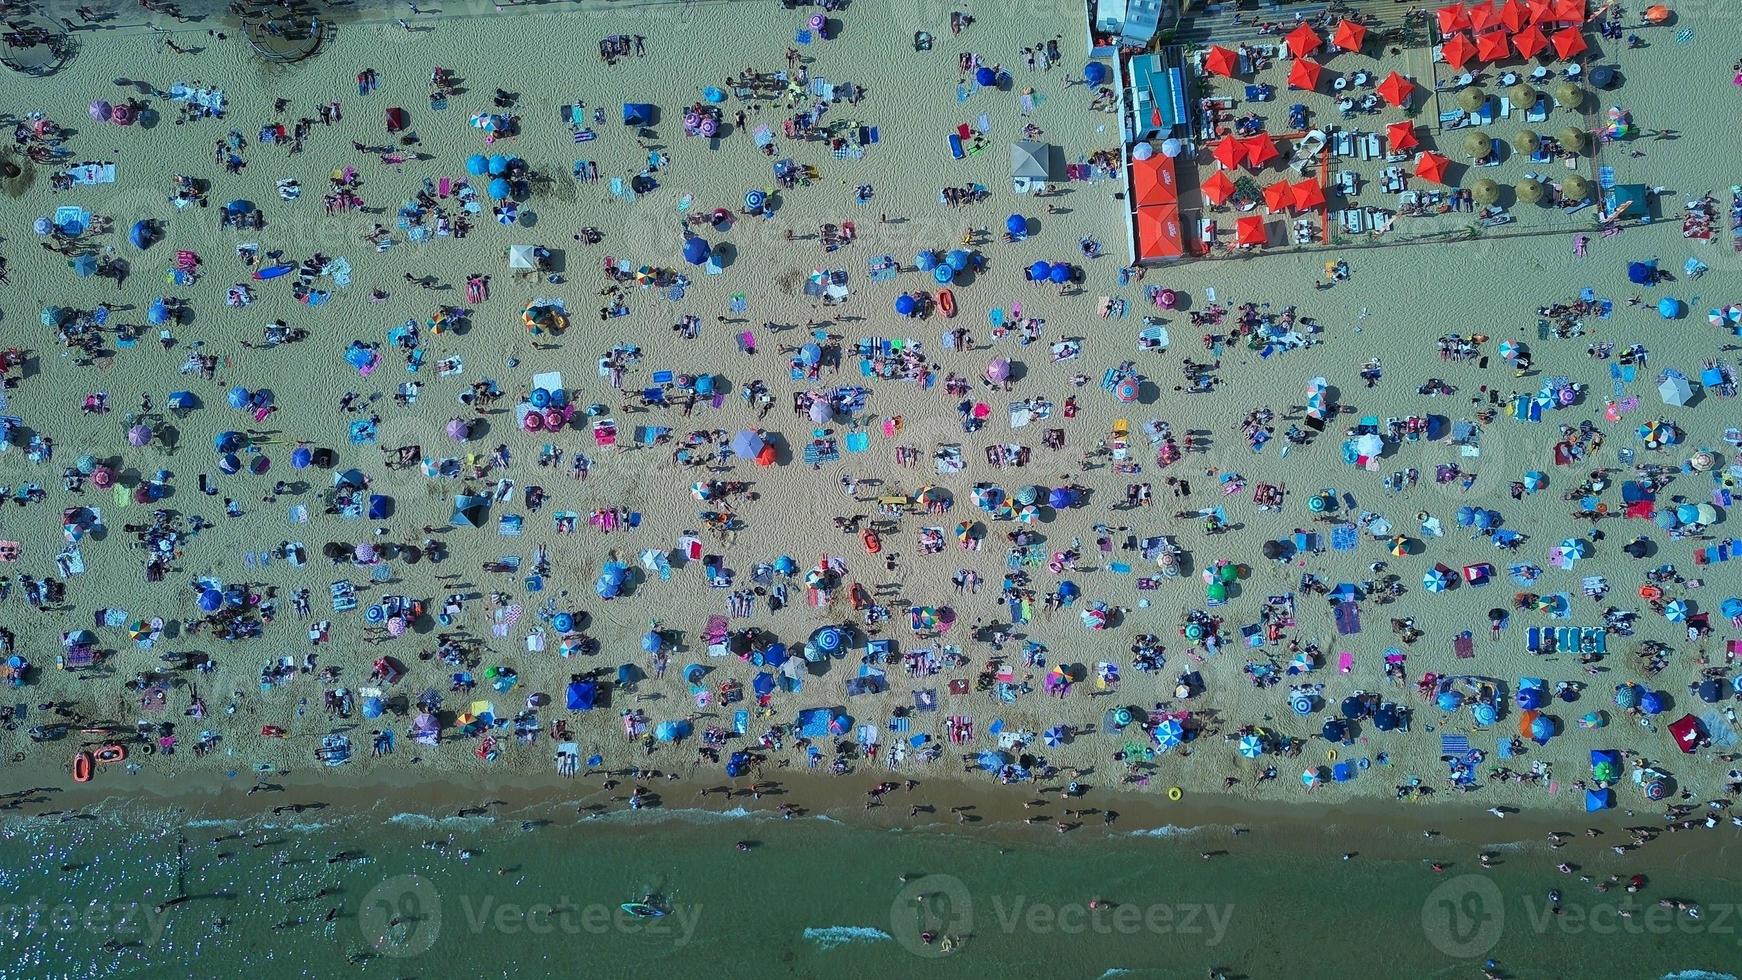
[802,926,892,950]
[1097,971,1133,979]
[385,812,496,829]
[1662,972,1739,980]
[1125,825,1193,838]
[185,818,243,829]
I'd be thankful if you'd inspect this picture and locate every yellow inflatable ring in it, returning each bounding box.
[1167,786,1182,801]
[1326,749,1338,761]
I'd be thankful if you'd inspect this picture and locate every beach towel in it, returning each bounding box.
[1329,524,1358,550]
[1439,734,1471,758]
[1454,632,1475,659]
[1333,601,1360,635]
[64,163,117,186]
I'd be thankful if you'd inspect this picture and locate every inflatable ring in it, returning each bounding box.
[1326,749,1338,761]
[11,752,23,763]
[1167,786,1182,801]
[141,744,155,756]
[1357,757,1371,770]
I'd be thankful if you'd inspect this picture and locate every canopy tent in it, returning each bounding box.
[1332,19,1367,53]
[1415,151,1452,184]
[1203,45,1240,78]
[1010,140,1054,181]
[1284,23,1322,58]
[1376,72,1416,108]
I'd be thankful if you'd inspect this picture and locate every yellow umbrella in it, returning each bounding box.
[1462,130,1493,158]
[1510,130,1540,154]
[1457,87,1488,113]
[1553,81,1582,111]
[1516,178,1545,204]
[1561,175,1593,201]
[1557,127,1586,152]
[1508,84,1539,110]
[1472,179,1502,206]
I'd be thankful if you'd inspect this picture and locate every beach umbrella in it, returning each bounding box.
[1509,84,1540,111]
[1156,719,1185,748]
[1472,179,1502,206]
[1244,132,1280,168]
[89,99,113,121]
[1697,678,1724,704]
[1263,180,1295,213]
[1025,259,1049,280]
[1301,767,1321,787]
[1321,718,1349,743]
[1437,2,1471,32]
[1457,88,1489,114]
[1201,169,1236,205]
[1639,690,1665,715]
[129,220,155,249]
[1048,486,1074,509]
[1384,123,1420,156]
[1614,684,1640,709]
[1235,215,1268,248]
[1423,566,1452,592]
[487,178,511,200]
[1562,175,1592,201]
[1676,503,1701,524]
[1006,214,1029,236]
[445,418,471,442]
[148,297,170,325]
[1517,686,1546,710]
[1211,137,1245,171]
[1530,715,1555,744]
[290,447,313,470]
[1513,23,1549,59]
[1415,152,1452,184]
[197,588,223,613]
[1516,178,1546,204]
[974,66,997,86]
[70,254,99,278]
[1663,599,1689,621]
[1472,701,1498,726]
[807,400,833,424]
[217,453,241,474]
[934,264,955,284]
[466,154,488,176]
[744,188,766,212]
[1523,470,1548,492]
[1373,704,1402,731]
[1462,130,1494,159]
[894,294,917,316]
[1551,26,1587,59]
[1288,57,1324,92]
[985,357,1011,383]
[227,386,251,409]
[214,431,243,452]
[1203,45,1239,78]
[127,424,152,447]
[1237,734,1264,758]
[1579,711,1605,729]
[1440,33,1478,70]
[1657,297,1683,320]
[682,236,710,265]
[1341,695,1368,720]
[1048,263,1072,284]
[1291,693,1317,716]
[487,153,509,175]
[1553,80,1582,110]
[1332,18,1367,53]
[945,249,972,272]
[1557,126,1586,152]
[1377,71,1416,108]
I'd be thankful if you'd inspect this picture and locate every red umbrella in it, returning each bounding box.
[1212,138,1245,170]
[1441,33,1478,69]
[1386,120,1420,152]
[1201,169,1236,205]
[385,106,409,132]
[1436,2,1470,34]
[1288,58,1324,91]
[1235,215,1268,247]
[1551,26,1587,59]
[1498,0,1529,32]
[1377,71,1417,108]
[1525,0,1555,24]
[1415,150,1452,184]
[1244,132,1280,168]
[1204,45,1240,78]
[1292,179,1327,211]
[1468,2,1502,32]
[1551,0,1585,24]
[1476,29,1512,62]
[1332,19,1367,53]
[1513,23,1549,59]
[1263,180,1295,212]
[1285,23,1322,58]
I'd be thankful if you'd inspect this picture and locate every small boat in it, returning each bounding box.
[253,262,295,281]
[938,288,956,318]
[93,743,128,765]
[620,903,666,918]
[72,751,94,782]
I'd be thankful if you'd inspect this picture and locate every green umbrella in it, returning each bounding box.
[1553,80,1582,111]
[1207,582,1228,602]
[1507,84,1539,110]
[1472,178,1502,205]
[1557,127,1586,152]
[1457,87,1488,113]
[1510,130,1540,154]
[1462,130,1493,158]
[1516,178,1546,204]
[1217,563,1239,583]
[1562,175,1593,201]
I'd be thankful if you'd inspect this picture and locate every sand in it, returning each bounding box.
[2,1,1740,826]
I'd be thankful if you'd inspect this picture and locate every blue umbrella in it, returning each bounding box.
[1639,690,1664,715]
[773,556,797,575]
[1048,487,1073,509]
[1437,691,1464,711]
[1626,259,1656,285]
[744,188,766,212]
[1340,695,1368,719]
[1237,734,1264,758]
[1614,683,1639,709]
[466,154,488,176]
[1373,705,1401,731]
[977,749,1011,771]
[683,237,710,265]
[1657,296,1683,319]
[1516,687,1546,710]
[915,250,938,271]
[487,153,509,176]
[1529,715,1554,744]
[945,249,971,271]
[1048,264,1071,284]
[1721,597,1742,620]
[1422,566,1451,592]
[1697,678,1723,703]
[933,264,955,284]
[198,589,222,612]
[894,294,917,316]
[487,178,511,200]
[1029,260,1052,281]
[1321,718,1348,742]
[552,612,575,633]
[227,386,251,409]
[290,447,313,469]
[1043,725,1067,747]
[1156,719,1184,748]
[167,391,198,411]
[33,216,51,235]
[70,254,99,277]
[40,306,63,328]
[1456,505,1476,527]
[1006,214,1028,236]
[148,297,170,325]
[811,626,842,652]
[975,66,997,86]
[752,672,775,697]
[214,431,244,452]
[1472,702,1498,725]
[655,719,692,742]
[761,643,789,668]
[798,342,821,366]
[1084,62,1110,86]
[1291,693,1316,715]
[218,453,241,474]
[129,220,155,248]
[641,630,663,653]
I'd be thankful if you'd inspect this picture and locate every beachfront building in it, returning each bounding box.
[1094,0,1168,54]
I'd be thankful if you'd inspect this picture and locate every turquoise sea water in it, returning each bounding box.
[2,803,1739,978]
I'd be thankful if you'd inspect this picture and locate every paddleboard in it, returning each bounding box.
[253,263,295,281]
[620,903,666,918]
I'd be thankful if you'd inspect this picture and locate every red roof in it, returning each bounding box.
[1131,154,1178,206]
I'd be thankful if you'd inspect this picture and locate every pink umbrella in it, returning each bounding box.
[354,542,377,564]
[985,357,1011,383]
[127,424,152,446]
[90,466,115,488]
[386,617,407,637]
[445,417,471,441]
[90,101,113,121]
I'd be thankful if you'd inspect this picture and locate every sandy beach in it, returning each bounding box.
[3,4,1742,961]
